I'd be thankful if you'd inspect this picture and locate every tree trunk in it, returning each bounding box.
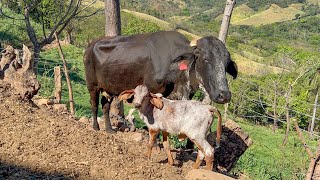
[283,84,292,146]
[273,81,278,133]
[54,32,75,116]
[310,89,319,137]
[224,103,229,122]
[104,0,121,36]
[104,0,123,118]
[32,44,41,74]
[218,0,236,44]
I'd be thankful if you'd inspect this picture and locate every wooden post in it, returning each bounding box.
[54,32,75,115]
[293,119,313,158]
[306,140,320,180]
[283,83,292,146]
[54,66,62,103]
[273,81,278,133]
[310,90,319,137]
[218,0,236,44]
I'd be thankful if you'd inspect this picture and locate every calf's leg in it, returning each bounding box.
[162,131,174,166]
[89,89,100,131]
[101,96,115,133]
[193,150,205,169]
[193,139,214,170]
[145,129,159,158]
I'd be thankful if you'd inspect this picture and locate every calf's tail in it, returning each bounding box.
[209,108,222,148]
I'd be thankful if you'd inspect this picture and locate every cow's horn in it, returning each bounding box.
[190,39,197,47]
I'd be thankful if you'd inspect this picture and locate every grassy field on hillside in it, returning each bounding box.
[232,118,316,180]
[234,4,304,26]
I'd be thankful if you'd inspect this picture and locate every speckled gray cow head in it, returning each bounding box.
[191,37,237,104]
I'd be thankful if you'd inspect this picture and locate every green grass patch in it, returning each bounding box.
[231,119,317,179]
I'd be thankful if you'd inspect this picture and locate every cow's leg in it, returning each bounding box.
[145,129,158,159]
[89,89,100,131]
[162,131,174,166]
[101,96,115,133]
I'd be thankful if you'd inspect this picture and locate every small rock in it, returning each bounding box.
[53,104,67,112]
[131,132,143,142]
[185,169,235,180]
[34,98,54,107]
[79,117,90,124]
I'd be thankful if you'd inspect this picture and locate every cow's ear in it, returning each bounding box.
[118,90,135,101]
[226,60,238,79]
[150,93,164,110]
[170,53,195,71]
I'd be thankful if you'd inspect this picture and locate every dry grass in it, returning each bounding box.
[233,53,288,75]
[168,15,191,24]
[307,0,320,5]
[234,4,305,26]
[216,4,255,24]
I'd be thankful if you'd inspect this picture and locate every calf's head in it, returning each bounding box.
[119,85,163,109]
[191,37,238,104]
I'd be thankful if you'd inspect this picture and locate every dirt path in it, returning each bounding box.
[0,82,195,179]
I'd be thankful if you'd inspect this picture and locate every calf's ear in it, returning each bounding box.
[118,90,134,101]
[150,95,164,110]
[226,60,238,79]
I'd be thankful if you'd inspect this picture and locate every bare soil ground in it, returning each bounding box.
[0,82,196,179]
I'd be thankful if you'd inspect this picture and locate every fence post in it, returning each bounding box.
[54,66,62,104]
[54,32,75,115]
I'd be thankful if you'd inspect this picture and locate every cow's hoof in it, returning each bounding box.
[105,128,116,134]
[93,125,100,131]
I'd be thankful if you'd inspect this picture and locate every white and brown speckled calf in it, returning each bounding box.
[119,85,222,170]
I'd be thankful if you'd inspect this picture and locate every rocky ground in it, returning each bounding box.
[0,81,209,180]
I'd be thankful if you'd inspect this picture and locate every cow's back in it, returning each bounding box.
[83,31,192,96]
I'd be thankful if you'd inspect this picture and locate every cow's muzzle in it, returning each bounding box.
[212,91,231,104]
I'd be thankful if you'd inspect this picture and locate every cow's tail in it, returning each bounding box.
[209,108,222,148]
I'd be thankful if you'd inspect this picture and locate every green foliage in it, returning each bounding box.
[231,119,316,179]
[122,12,161,35]
[0,6,42,47]
[73,11,161,47]
[38,45,90,117]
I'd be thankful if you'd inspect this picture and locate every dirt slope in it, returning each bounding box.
[0,82,195,179]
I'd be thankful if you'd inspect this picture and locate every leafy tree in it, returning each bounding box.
[0,0,96,72]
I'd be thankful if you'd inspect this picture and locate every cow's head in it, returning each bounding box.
[191,37,237,104]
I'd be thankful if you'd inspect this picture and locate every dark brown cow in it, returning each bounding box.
[83,31,237,133]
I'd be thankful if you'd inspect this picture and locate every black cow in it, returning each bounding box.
[83,31,237,133]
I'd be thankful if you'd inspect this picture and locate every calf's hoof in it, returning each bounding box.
[168,159,174,166]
